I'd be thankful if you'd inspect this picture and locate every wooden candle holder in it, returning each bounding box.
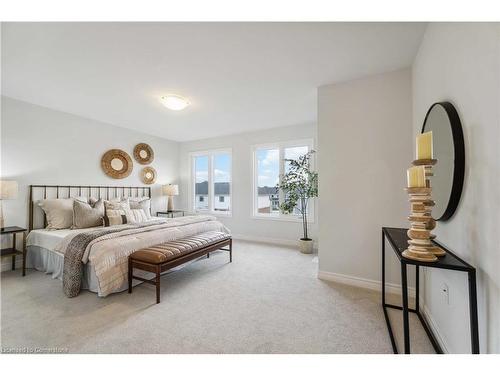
[402,159,445,262]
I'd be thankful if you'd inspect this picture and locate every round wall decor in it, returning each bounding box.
[141,166,157,185]
[101,149,133,179]
[421,102,465,221]
[133,143,154,165]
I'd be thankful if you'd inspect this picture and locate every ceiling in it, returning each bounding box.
[1,23,426,142]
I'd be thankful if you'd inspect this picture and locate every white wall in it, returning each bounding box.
[413,23,500,353]
[1,97,180,268]
[317,69,413,287]
[178,124,318,245]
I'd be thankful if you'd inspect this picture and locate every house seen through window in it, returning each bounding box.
[192,150,231,214]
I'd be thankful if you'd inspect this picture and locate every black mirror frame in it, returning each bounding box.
[422,101,465,221]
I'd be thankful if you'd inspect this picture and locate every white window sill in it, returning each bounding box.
[252,214,315,223]
[194,210,232,218]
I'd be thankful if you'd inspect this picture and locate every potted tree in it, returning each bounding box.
[276,150,318,254]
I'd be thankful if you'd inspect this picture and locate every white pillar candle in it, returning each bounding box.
[407,166,426,188]
[416,131,433,160]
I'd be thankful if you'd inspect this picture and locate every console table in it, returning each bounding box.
[381,227,479,354]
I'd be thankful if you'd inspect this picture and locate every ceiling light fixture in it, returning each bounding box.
[160,94,190,111]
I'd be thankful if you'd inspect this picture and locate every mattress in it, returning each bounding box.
[27,228,95,252]
[26,218,165,251]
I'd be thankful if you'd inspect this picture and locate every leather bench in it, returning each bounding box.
[128,231,232,303]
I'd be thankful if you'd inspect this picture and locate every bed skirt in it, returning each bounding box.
[27,245,98,291]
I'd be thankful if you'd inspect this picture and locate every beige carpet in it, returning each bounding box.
[1,240,435,353]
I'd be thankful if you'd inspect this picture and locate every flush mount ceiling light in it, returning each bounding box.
[160,94,190,111]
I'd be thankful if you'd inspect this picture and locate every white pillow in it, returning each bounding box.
[129,198,151,219]
[74,196,89,204]
[38,198,74,230]
[130,209,148,223]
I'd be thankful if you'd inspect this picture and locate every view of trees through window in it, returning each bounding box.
[254,143,310,216]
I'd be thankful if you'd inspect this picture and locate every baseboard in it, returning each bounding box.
[419,299,450,353]
[231,233,319,251]
[317,270,416,298]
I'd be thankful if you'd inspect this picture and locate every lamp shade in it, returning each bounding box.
[162,184,179,196]
[0,180,18,200]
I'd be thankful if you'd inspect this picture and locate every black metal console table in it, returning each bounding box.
[382,227,479,354]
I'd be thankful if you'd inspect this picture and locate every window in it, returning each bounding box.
[194,155,209,211]
[191,149,232,215]
[253,140,313,219]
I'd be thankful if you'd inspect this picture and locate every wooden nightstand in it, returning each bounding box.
[1,226,27,276]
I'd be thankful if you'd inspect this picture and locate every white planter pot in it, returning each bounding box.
[298,239,314,254]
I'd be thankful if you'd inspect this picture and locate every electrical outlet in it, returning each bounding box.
[442,283,449,305]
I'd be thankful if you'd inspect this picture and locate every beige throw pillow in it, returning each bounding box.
[38,198,74,230]
[104,199,134,224]
[104,209,129,226]
[72,199,104,229]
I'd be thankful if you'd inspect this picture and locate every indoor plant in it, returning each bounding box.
[276,150,318,253]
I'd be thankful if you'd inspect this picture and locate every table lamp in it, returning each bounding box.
[0,180,18,229]
[162,184,179,212]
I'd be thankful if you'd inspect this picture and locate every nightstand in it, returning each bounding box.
[156,210,185,218]
[1,226,27,276]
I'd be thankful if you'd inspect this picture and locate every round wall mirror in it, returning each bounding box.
[422,102,465,221]
[141,166,157,184]
[101,149,133,179]
[134,143,154,165]
[110,158,124,170]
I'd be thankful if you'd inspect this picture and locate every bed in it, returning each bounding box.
[27,227,108,292]
[26,185,230,297]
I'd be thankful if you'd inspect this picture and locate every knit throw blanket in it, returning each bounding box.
[63,221,165,297]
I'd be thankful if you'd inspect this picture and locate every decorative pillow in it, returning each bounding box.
[74,196,89,204]
[38,198,74,230]
[104,209,135,226]
[72,199,104,229]
[104,199,134,224]
[104,198,130,210]
[129,208,148,223]
[129,198,152,219]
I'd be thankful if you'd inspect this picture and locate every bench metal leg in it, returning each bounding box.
[156,265,161,304]
[229,239,232,262]
[207,252,210,258]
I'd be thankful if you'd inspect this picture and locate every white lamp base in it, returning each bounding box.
[0,200,4,228]
[167,196,174,211]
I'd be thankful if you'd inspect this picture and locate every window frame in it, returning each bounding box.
[251,138,315,222]
[189,148,232,217]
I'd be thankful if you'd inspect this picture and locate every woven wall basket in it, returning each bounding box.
[101,149,133,179]
[141,166,157,184]
[134,143,154,165]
